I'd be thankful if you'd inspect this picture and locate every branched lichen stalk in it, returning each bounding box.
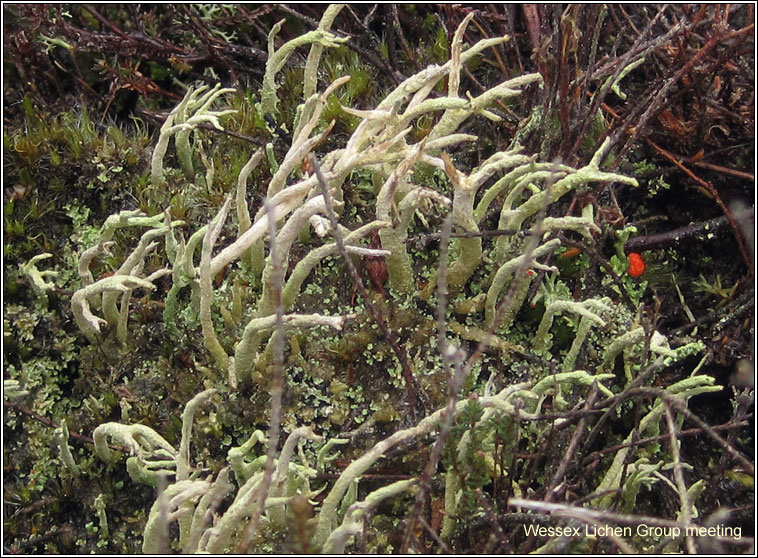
[203,472,263,553]
[485,238,562,327]
[323,479,417,554]
[376,36,509,111]
[20,253,59,302]
[258,195,328,316]
[500,139,638,240]
[563,314,599,372]
[77,242,115,286]
[267,426,323,527]
[447,13,473,99]
[228,430,267,484]
[474,162,568,223]
[151,85,236,184]
[534,299,610,353]
[163,225,207,335]
[233,313,348,384]
[429,73,542,141]
[209,176,318,277]
[268,118,337,199]
[302,5,346,100]
[261,18,348,116]
[142,480,211,554]
[182,468,234,553]
[599,326,645,373]
[178,389,217,481]
[295,74,350,142]
[72,275,155,340]
[102,226,173,330]
[100,210,166,242]
[93,422,177,465]
[200,196,232,371]
[281,221,390,310]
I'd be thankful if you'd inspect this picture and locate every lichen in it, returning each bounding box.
[4,6,735,555]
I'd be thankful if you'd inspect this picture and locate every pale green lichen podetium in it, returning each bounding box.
[71,275,156,342]
[236,149,264,275]
[53,419,80,476]
[150,84,237,185]
[592,373,720,511]
[260,11,348,117]
[322,478,418,554]
[375,142,430,294]
[302,4,346,101]
[142,480,212,554]
[533,298,610,354]
[199,196,233,372]
[493,138,638,261]
[19,253,58,304]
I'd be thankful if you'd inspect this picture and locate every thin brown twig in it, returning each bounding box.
[310,154,426,419]
[620,388,754,474]
[667,290,753,337]
[401,214,463,553]
[581,420,750,466]
[544,382,599,502]
[625,207,754,253]
[236,196,286,553]
[6,401,129,454]
[82,4,132,40]
[416,515,450,553]
[181,5,234,76]
[646,139,753,274]
[472,488,511,551]
[468,16,508,78]
[692,160,754,181]
[391,5,420,71]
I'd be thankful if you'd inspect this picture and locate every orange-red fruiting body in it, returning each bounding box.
[627,252,646,277]
[559,247,582,259]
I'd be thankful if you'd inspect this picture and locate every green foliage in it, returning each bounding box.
[692,273,738,306]
[442,398,490,520]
